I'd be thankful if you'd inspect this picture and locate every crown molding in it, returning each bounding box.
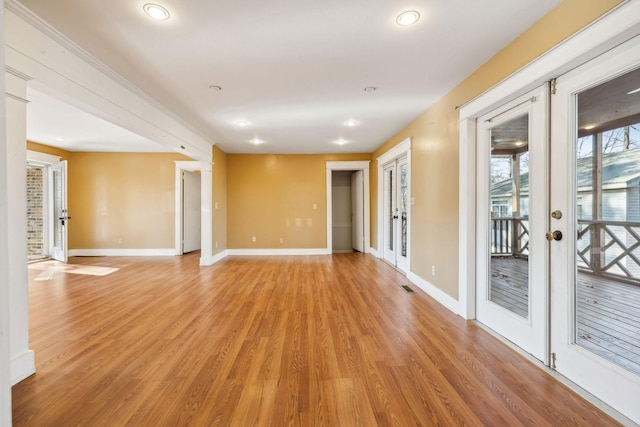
[4,0,214,148]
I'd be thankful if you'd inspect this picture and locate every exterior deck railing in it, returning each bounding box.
[491,218,640,284]
[578,219,640,283]
[490,217,529,257]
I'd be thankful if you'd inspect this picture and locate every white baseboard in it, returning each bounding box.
[227,248,331,256]
[200,250,229,266]
[68,248,175,257]
[407,272,459,315]
[11,349,35,385]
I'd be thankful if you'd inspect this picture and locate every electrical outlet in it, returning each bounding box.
[215,241,218,248]
[313,203,317,210]
[117,238,123,245]
[280,237,284,244]
[431,265,436,276]
[252,236,256,242]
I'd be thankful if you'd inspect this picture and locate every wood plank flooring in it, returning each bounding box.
[13,253,621,426]
[491,256,640,377]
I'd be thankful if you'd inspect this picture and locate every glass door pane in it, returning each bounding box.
[489,113,530,318]
[53,166,63,249]
[574,67,640,375]
[399,161,408,258]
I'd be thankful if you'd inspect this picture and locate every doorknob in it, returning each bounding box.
[546,230,562,241]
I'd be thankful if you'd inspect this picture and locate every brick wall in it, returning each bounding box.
[27,165,44,257]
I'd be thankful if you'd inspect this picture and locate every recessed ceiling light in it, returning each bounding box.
[628,87,640,95]
[514,141,526,147]
[396,10,420,26]
[209,85,222,91]
[56,137,64,142]
[344,120,359,127]
[582,124,597,130]
[235,120,249,127]
[250,138,264,145]
[363,87,377,93]
[143,4,170,20]
[334,139,349,145]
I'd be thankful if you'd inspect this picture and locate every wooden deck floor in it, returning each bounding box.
[491,256,640,377]
[13,253,621,425]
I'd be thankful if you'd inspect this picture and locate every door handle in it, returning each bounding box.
[393,215,398,219]
[546,230,562,241]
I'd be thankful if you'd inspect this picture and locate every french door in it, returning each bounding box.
[50,160,69,263]
[382,157,409,272]
[476,86,549,362]
[550,36,640,421]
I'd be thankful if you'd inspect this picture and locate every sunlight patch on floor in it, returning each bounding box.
[28,260,119,280]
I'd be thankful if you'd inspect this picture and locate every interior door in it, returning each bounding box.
[476,87,549,362]
[351,170,364,252]
[182,170,201,253]
[50,160,68,263]
[550,36,640,421]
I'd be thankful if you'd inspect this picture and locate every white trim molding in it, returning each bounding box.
[26,150,60,165]
[325,161,371,254]
[200,250,229,266]
[407,272,459,315]
[228,248,331,256]
[68,249,175,257]
[10,350,34,385]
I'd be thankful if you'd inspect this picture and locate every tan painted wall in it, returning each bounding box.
[371,0,623,299]
[27,141,71,160]
[228,153,371,249]
[67,152,190,249]
[212,145,228,254]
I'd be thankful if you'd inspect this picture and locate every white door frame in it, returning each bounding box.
[326,161,371,254]
[377,137,411,269]
[458,1,640,319]
[174,160,213,265]
[26,150,60,259]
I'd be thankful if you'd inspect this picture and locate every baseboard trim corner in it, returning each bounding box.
[407,272,459,315]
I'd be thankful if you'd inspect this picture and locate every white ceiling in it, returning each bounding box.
[27,88,171,152]
[19,0,562,154]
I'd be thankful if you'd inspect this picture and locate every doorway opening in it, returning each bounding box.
[377,137,411,273]
[26,150,65,262]
[331,170,365,253]
[325,161,371,255]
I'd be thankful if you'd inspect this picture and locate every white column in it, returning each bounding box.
[1,1,14,423]
[6,70,35,385]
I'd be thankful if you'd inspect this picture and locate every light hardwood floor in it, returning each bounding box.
[13,253,621,426]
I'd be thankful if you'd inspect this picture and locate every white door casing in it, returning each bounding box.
[174,160,213,265]
[351,170,364,252]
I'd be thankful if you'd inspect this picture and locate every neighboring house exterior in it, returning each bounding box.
[491,147,640,280]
